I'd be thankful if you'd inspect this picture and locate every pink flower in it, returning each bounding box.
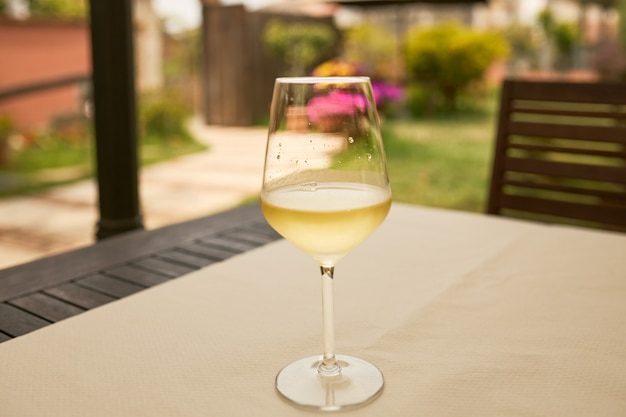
[307,90,368,124]
[371,81,405,108]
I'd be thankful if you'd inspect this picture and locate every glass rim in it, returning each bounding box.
[275,76,371,84]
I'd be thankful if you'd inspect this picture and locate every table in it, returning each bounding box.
[1,203,625,416]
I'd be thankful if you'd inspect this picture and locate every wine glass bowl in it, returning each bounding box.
[261,77,391,411]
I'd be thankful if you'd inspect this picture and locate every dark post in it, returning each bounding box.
[88,0,144,239]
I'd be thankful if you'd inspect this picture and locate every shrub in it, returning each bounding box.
[0,115,14,139]
[263,19,336,76]
[343,23,399,81]
[29,0,87,19]
[404,23,508,112]
[552,22,579,69]
[501,23,539,58]
[405,84,434,117]
[139,90,191,142]
[0,115,15,166]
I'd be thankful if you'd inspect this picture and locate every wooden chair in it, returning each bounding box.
[486,79,626,232]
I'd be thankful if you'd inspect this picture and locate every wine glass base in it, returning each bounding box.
[275,354,384,412]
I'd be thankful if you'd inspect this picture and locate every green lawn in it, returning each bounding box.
[0,129,206,197]
[382,112,497,213]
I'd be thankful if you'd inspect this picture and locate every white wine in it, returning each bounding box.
[261,182,391,265]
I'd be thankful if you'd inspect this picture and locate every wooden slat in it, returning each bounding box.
[504,157,626,183]
[103,265,171,287]
[130,257,197,278]
[508,121,626,144]
[512,107,626,119]
[76,274,145,298]
[178,242,239,260]
[503,179,626,201]
[155,249,218,269]
[9,293,85,323]
[44,283,116,310]
[508,80,626,104]
[0,304,51,337]
[508,143,625,158]
[221,228,281,246]
[196,235,259,253]
[500,194,626,226]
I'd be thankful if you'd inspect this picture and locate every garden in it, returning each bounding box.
[2,4,610,215]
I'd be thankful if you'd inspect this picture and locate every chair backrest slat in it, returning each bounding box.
[504,80,626,104]
[512,107,626,119]
[504,157,626,183]
[500,195,626,226]
[487,79,626,232]
[508,143,622,158]
[502,179,626,201]
[509,122,626,143]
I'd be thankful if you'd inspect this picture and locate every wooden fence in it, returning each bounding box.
[200,4,340,126]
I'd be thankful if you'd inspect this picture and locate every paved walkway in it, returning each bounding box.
[0,118,269,269]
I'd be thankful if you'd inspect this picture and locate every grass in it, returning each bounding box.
[383,100,497,213]
[0,125,206,197]
[139,130,207,166]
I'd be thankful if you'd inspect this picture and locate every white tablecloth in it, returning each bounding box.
[1,203,625,416]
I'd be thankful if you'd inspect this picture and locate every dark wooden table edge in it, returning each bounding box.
[0,203,282,343]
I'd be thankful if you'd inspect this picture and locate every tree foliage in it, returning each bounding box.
[500,23,539,59]
[263,19,336,76]
[343,23,398,80]
[404,23,508,111]
[29,0,87,19]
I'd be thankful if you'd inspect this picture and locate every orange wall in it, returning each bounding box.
[0,19,90,130]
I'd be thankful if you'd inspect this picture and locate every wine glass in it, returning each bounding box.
[261,77,392,411]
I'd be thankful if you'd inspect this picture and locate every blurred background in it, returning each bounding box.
[0,0,625,267]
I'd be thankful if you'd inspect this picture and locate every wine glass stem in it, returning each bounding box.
[319,265,341,376]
